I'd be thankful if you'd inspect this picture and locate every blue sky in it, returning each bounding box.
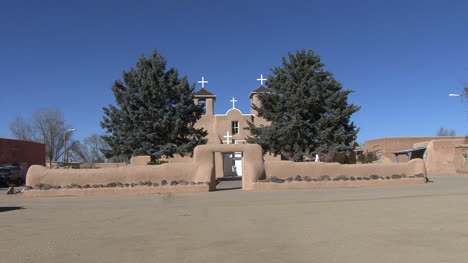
[1,0,467,144]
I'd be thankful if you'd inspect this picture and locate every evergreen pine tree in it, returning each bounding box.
[247,49,360,161]
[101,49,207,162]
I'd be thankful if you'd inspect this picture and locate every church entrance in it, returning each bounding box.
[216,152,243,190]
[222,152,243,177]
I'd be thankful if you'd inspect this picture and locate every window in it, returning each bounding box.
[198,100,206,114]
[232,121,239,134]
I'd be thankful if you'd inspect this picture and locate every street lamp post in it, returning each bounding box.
[63,128,76,165]
[448,92,466,139]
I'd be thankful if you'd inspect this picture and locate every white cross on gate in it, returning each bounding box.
[198,76,208,88]
[223,131,232,144]
[230,97,237,109]
[256,74,267,85]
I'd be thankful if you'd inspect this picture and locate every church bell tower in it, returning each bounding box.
[194,88,216,115]
[194,76,216,115]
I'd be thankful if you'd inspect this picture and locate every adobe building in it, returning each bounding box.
[157,78,278,178]
[193,86,272,145]
[453,144,468,173]
[187,85,279,178]
[364,136,466,173]
[0,138,46,178]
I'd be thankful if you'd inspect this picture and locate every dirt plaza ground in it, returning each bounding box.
[1,174,468,263]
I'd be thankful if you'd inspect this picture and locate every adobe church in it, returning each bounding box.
[185,76,278,178]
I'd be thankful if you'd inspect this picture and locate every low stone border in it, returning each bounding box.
[23,184,210,197]
[257,174,426,183]
[251,174,427,191]
[25,179,210,191]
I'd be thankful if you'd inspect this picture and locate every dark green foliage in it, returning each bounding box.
[332,152,357,164]
[148,159,168,165]
[247,50,360,161]
[101,50,207,161]
[357,150,379,163]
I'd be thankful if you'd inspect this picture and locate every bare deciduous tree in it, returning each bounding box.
[437,127,456,136]
[33,109,68,166]
[68,140,91,163]
[9,116,37,141]
[83,134,107,163]
[69,134,109,163]
[10,108,74,167]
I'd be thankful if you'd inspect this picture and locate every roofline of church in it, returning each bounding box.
[194,94,217,98]
[215,108,254,116]
[215,113,254,116]
[248,86,271,98]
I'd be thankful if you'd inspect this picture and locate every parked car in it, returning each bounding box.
[0,166,22,187]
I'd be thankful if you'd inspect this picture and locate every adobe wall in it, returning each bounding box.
[162,154,193,163]
[251,177,426,190]
[25,162,210,197]
[47,162,81,169]
[264,159,426,179]
[252,159,427,190]
[23,185,209,197]
[424,139,465,173]
[26,162,204,187]
[453,145,468,174]
[79,163,127,169]
[26,144,428,197]
[24,144,264,195]
[215,152,224,178]
[134,155,193,164]
[365,136,464,162]
[130,156,151,165]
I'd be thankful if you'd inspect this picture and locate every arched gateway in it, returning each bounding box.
[192,144,265,190]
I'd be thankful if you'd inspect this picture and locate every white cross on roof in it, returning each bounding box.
[230,97,237,109]
[223,131,232,144]
[256,74,267,85]
[197,76,208,88]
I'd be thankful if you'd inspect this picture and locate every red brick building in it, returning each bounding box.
[0,138,46,177]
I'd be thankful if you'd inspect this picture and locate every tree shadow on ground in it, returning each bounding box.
[0,207,25,213]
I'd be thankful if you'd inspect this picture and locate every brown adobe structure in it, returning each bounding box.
[364,136,466,173]
[25,143,427,197]
[192,86,271,145]
[24,85,431,197]
[187,85,277,178]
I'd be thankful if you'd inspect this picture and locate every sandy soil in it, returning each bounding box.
[1,174,468,263]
